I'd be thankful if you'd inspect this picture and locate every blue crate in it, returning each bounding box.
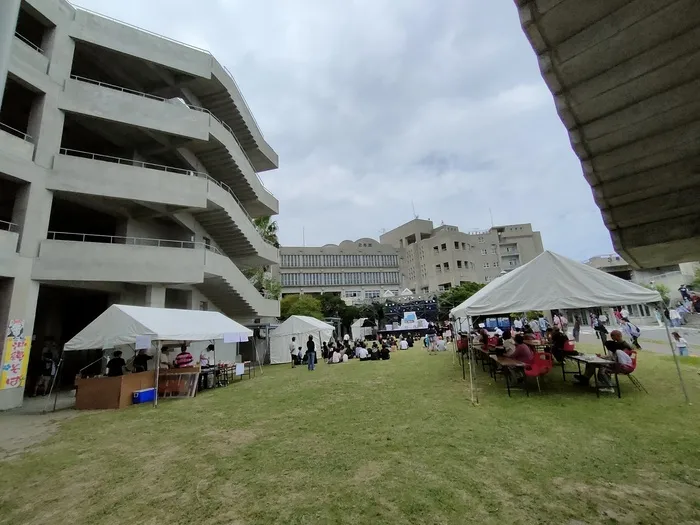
[132,387,156,404]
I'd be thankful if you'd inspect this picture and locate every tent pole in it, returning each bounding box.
[659,302,690,404]
[467,315,477,406]
[153,341,161,408]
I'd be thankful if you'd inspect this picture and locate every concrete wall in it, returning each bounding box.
[0,131,35,162]
[0,231,19,277]
[49,155,208,208]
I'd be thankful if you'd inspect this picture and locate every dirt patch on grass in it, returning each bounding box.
[352,460,388,483]
[204,428,258,455]
[0,411,77,461]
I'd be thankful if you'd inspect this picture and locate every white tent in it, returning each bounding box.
[449,251,689,405]
[269,315,335,364]
[451,251,661,318]
[382,290,395,298]
[351,318,374,341]
[400,288,414,297]
[64,304,253,350]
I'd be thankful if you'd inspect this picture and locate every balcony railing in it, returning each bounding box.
[72,7,263,137]
[57,148,276,247]
[0,122,33,143]
[0,219,18,233]
[68,75,270,192]
[46,231,224,254]
[14,32,44,54]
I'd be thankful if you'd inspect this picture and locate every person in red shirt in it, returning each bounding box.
[174,344,194,368]
[511,334,534,364]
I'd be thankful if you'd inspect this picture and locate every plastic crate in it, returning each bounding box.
[132,387,156,404]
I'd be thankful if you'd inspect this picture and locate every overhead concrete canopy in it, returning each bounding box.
[516,0,700,268]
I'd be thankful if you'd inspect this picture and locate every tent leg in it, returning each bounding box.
[153,341,161,408]
[660,303,690,404]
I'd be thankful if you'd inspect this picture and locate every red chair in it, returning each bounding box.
[487,336,499,348]
[524,352,553,393]
[618,350,648,393]
[563,340,576,353]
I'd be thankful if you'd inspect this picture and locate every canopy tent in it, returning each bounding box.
[64,304,253,350]
[448,251,688,405]
[382,290,396,298]
[269,316,335,365]
[450,251,661,318]
[400,288,414,297]
[351,318,374,341]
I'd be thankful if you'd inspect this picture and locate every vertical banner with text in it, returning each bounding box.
[1,319,31,390]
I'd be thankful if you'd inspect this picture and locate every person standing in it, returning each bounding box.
[174,344,193,368]
[306,335,316,371]
[679,284,691,302]
[622,320,642,350]
[538,315,549,338]
[289,336,297,368]
[672,332,689,356]
[573,315,581,343]
[107,350,126,376]
[513,317,523,332]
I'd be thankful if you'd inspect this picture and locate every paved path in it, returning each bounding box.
[577,327,698,356]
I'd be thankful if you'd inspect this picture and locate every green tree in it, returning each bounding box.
[340,305,361,334]
[437,282,485,319]
[692,268,700,289]
[318,294,347,318]
[644,283,670,305]
[280,294,323,320]
[253,216,279,248]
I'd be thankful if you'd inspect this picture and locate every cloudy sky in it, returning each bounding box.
[77,0,614,261]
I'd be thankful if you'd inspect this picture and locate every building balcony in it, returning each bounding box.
[0,122,34,162]
[12,33,49,75]
[48,150,278,267]
[32,234,279,318]
[59,76,278,216]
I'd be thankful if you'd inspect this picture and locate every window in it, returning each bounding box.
[199,301,208,311]
[485,276,491,282]
[203,236,211,250]
[490,247,497,254]
[493,261,499,268]
[365,290,380,299]
[435,264,442,273]
[433,246,439,255]
[483,263,490,268]
[481,249,487,255]
[344,291,360,297]
[457,260,462,268]
[443,262,450,270]
[478,237,485,244]
[509,260,516,266]
[454,241,460,249]
[461,242,466,250]
[441,243,447,251]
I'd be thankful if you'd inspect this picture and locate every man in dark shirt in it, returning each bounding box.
[132,349,152,373]
[547,328,570,363]
[107,351,126,377]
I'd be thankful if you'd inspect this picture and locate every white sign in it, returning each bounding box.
[235,363,245,376]
[135,335,151,350]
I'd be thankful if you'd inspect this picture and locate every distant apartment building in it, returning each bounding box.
[278,239,400,301]
[380,219,544,293]
[585,254,699,305]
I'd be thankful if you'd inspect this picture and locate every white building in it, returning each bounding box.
[0,0,279,409]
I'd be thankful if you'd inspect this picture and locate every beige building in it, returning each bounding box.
[279,239,400,301]
[380,219,544,293]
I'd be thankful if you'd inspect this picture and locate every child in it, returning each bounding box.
[672,331,689,356]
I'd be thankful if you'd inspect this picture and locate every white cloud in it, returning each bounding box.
[74,0,614,261]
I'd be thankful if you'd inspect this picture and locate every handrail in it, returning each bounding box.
[57,148,275,247]
[0,219,18,233]
[0,122,33,142]
[68,75,271,192]
[46,230,224,255]
[72,6,264,137]
[14,32,44,54]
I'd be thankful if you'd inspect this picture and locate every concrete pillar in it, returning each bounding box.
[0,0,21,110]
[0,267,41,410]
[12,182,53,258]
[42,25,74,85]
[27,93,65,169]
[145,286,166,308]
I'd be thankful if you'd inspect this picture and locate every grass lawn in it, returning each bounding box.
[2,343,700,525]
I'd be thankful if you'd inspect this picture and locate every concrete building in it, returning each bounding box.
[516,0,700,268]
[380,219,544,293]
[0,0,279,409]
[278,239,400,302]
[585,254,699,306]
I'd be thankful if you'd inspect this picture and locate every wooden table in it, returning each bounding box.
[489,354,525,397]
[75,371,155,410]
[565,354,621,398]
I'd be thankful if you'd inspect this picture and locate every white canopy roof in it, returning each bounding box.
[269,315,334,338]
[268,315,335,364]
[400,288,414,296]
[450,251,662,318]
[64,305,253,350]
[351,317,368,328]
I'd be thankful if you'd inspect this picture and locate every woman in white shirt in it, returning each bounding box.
[672,331,689,356]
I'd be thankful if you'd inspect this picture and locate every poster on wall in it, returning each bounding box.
[1,319,31,390]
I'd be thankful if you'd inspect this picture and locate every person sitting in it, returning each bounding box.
[356,345,370,361]
[547,327,569,363]
[370,343,380,360]
[322,342,329,360]
[399,338,409,350]
[380,345,391,360]
[502,330,516,356]
[329,348,342,364]
[107,350,126,377]
[574,330,633,390]
[511,334,534,364]
[174,344,194,368]
[436,337,446,352]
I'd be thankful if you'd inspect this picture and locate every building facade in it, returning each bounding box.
[380,219,544,293]
[585,254,699,306]
[278,239,400,301]
[0,0,279,409]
